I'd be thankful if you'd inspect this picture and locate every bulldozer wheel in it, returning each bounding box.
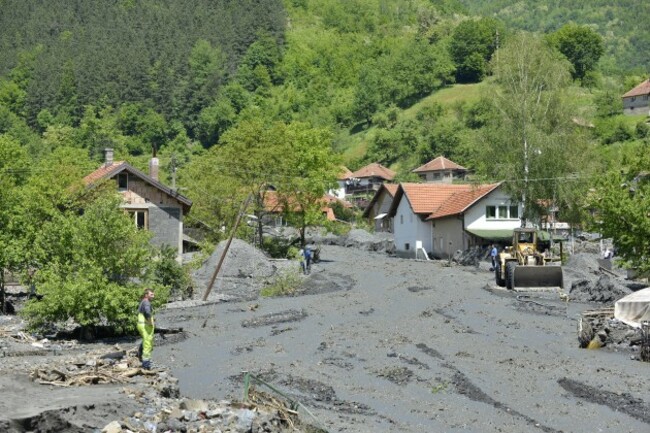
[495,262,505,287]
[505,262,517,290]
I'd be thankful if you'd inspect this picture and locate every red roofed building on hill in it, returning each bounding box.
[622,79,650,115]
[387,182,521,259]
[344,162,396,196]
[412,156,468,183]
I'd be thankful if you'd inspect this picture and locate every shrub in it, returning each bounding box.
[260,268,302,297]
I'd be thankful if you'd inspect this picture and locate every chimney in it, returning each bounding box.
[149,156,159,181]
[104,148,114,166]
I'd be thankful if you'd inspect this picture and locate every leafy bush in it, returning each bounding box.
[20,194,159,333]
[260,268,302,297]
[150,245,192,300]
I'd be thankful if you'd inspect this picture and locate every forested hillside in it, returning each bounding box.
[460,0,650,71]
[0,0,285,135]
[1,0,649,285]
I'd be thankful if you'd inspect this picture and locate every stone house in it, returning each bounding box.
[83,149,192,262]
[622,79,650,115]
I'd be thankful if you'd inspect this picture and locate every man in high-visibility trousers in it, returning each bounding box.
[137,288,155,370]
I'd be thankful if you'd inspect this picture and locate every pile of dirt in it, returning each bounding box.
[577,310,648,361]
[452,246,487,267]
[342,229,394,252]
[191,239,293,302]
[563,252,631,300]
[569,275,632,303]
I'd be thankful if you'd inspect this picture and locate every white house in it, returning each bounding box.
[387,183,521,259]
[329,166,353,200]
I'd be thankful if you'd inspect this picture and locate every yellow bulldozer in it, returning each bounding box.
[495,227,563,290]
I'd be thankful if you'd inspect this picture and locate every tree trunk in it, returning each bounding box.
[0,270,5,314]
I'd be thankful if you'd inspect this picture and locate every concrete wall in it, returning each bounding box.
[393,197,432,257]
[369,191,394,232]
[431,217,464,259]
[148,205,183,257]
[623,96,650,115]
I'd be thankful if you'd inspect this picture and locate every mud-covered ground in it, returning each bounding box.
[158,245,649,433]
[1,244,649,432]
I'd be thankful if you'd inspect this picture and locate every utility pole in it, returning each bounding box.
[171,153,177,190]
[202,195,253,302]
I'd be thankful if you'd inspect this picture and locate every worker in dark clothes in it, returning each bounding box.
[137,288,155,370]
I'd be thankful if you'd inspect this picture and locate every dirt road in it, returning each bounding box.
[155,245,649,433]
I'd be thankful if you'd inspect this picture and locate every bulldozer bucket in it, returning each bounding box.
[512,265,563,290]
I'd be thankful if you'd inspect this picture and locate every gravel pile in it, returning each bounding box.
[564,253,632,303]
[569,275,632,303]
[343,229,394,252]
[191,239,293,302]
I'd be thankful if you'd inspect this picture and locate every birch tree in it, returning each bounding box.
[479,32,595,225]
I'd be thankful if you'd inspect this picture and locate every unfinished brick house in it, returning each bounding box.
[83,148,192,262]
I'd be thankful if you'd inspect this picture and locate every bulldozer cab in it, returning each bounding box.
[515,229,534,245]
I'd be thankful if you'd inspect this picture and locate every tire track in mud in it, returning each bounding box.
[416,343,563,433]
[558,378,650,424]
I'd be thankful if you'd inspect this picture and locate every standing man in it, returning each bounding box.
[304,244,312,275]
[137,288,155,370]
[490,244,498,271]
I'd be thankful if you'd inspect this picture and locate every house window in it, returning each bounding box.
[509,206,519,219]
[433,173,441,179]
[128,210,148,229]
[644,95,649,101]
[487,205,519,219]
[405,243,410,250]
[400,215,404,224]
[117,173,128,190]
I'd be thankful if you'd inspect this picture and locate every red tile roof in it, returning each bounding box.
[82,161,127,185]
[362,183,399,218]
[83,161,192,211]
[264,191,350,218]
[400,183,473,214]
[427,183,500,220]
[384,183,399,196]
[350,162,396,180]
[412,156,466,173]
[622,79,650,98]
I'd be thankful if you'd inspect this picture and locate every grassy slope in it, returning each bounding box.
[339,81,485,166]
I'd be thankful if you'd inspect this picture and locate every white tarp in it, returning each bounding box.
[614,287,650,328]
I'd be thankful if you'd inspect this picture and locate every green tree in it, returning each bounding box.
[479,32,595,225]
[589,147,650,275]
[21,194,157,331]
[274,122,340,246]
[547,24,604,82]
[0,135,30,313]
[449,18,504,83]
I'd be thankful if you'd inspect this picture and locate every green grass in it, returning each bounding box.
[337,83,486,165]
